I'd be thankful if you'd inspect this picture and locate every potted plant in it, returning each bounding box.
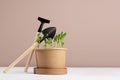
[34,32,67,74]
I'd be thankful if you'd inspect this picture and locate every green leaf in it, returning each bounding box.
[42,32,67,48]
[61,42,64,47]
[36,32,42,48]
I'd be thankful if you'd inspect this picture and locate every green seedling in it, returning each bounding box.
[54,32,67,48]
[43,38,52,48]
[36,32,42,48]
[60,32,67,47]
[37,32,67,48]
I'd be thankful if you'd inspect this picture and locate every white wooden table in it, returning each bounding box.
[0,67,120,80]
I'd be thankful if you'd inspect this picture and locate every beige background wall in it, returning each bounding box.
[0,0,120,67]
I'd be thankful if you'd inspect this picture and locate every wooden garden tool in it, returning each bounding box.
[24,17,50,72]
[24,27,57,72]
[3,17,50,73]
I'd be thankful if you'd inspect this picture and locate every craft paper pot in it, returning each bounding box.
[34,48,67,74]
[35,48,67,68]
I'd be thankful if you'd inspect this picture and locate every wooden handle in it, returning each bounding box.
[24,49,35,72]
[3,42,38,73]
[24,32,39,72]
